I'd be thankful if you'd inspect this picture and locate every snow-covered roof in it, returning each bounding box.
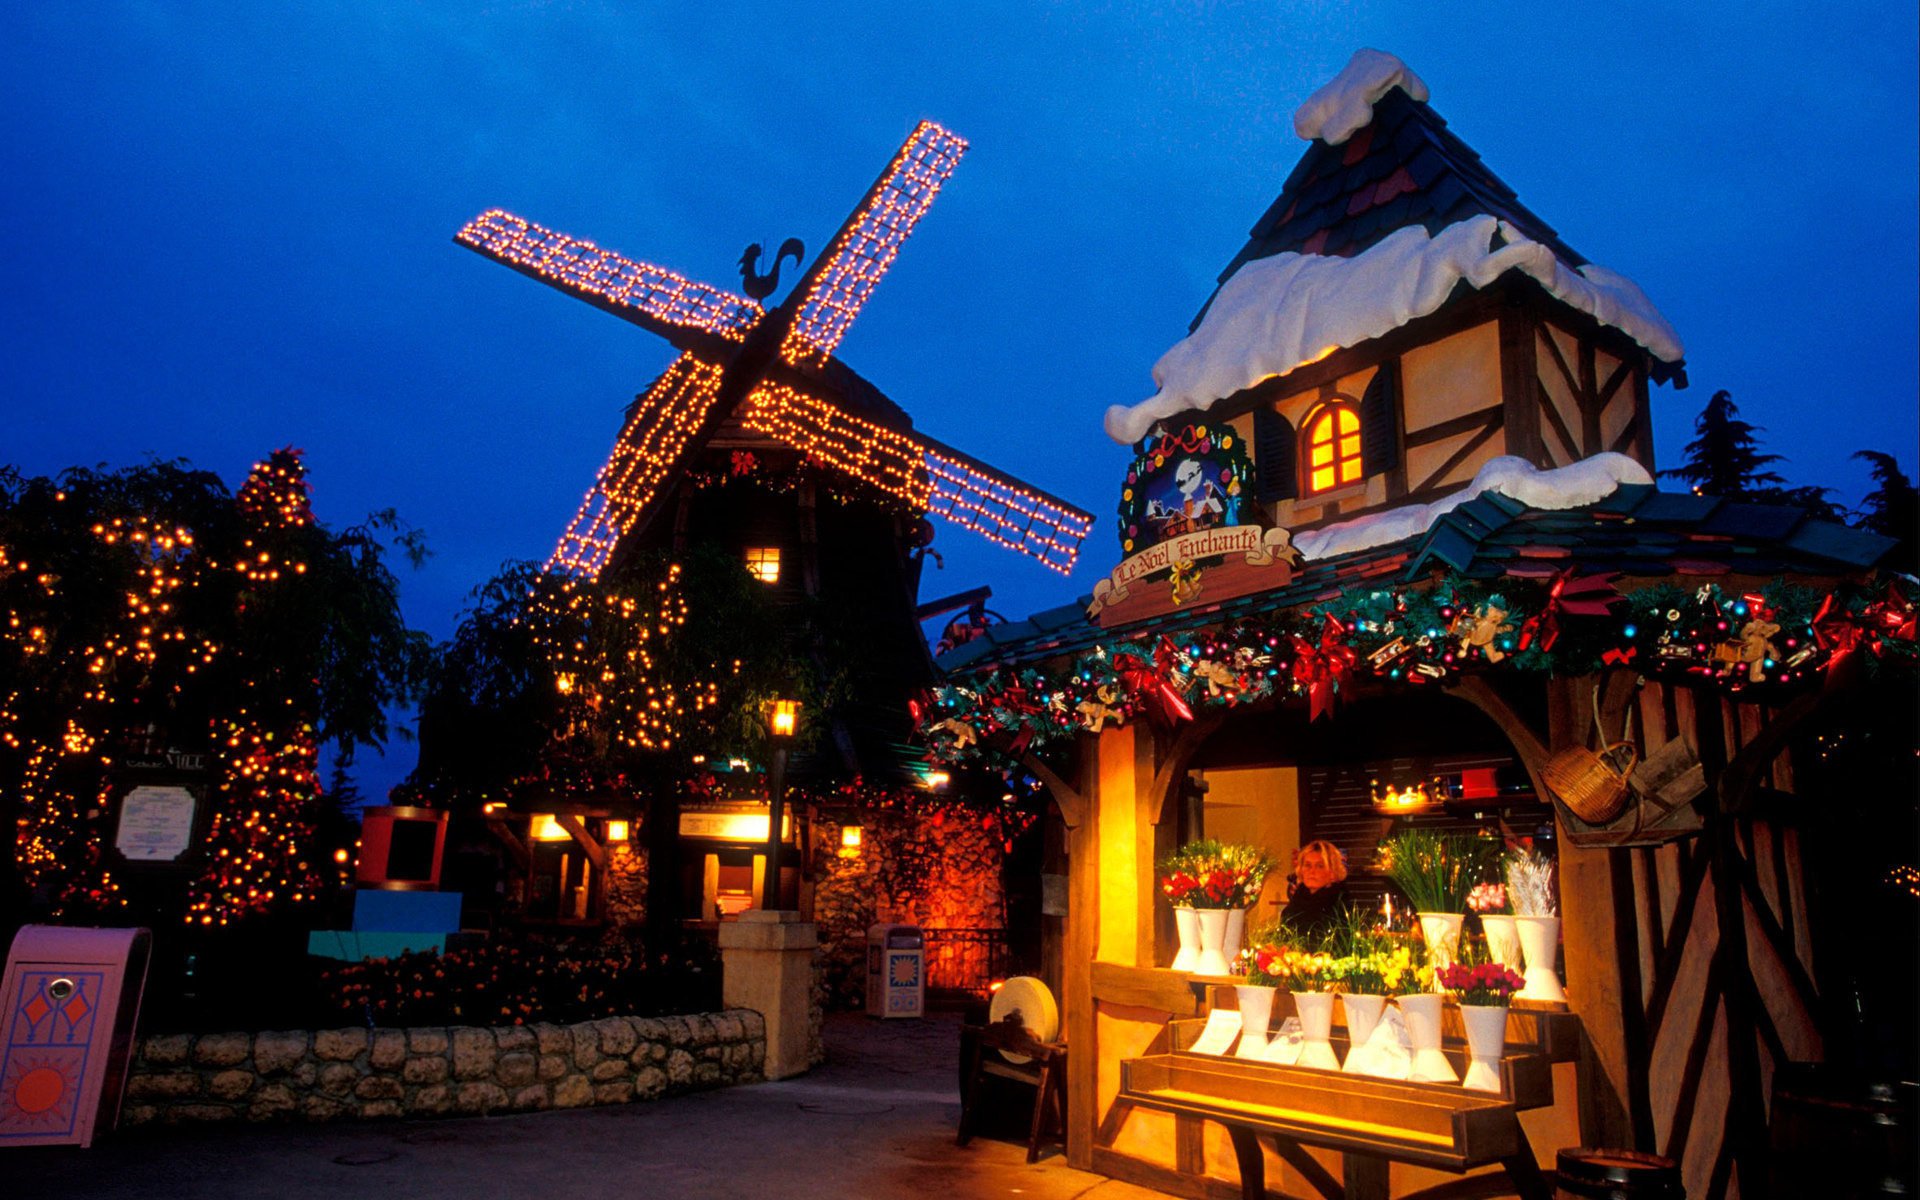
[1293,453,1653,561]
[1292,49,1429,146]
[1105,215,1685,444]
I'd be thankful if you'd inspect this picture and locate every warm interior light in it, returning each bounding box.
[1369,780,1435,815]
[529,814,570,842]
[1306,404,1363,494]
[605,820,630,843]
[769,698,799,739]
[743,547,781,584]
[923,770,951,790]
[838,825,863,857]
[677,810,792,842]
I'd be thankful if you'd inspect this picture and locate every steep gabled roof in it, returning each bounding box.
[1205,85,1585,325]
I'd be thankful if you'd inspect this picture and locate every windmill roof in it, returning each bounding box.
[935,485,1893,673]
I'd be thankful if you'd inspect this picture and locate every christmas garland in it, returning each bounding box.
[917,573,1916,766]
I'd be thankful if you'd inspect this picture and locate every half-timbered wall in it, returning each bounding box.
[1583,681,1819,1200]
[1535,321,1652,469]
[1207,288,1661,535]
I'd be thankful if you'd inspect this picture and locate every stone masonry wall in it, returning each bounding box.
[122,1009,763,1126]
[812,810,1005,1008]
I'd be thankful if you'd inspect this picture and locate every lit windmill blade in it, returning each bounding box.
[779,122,969,365]
[740,383,932,505]
[922,446,1093,575]
[457,210,762,348]
[740,383,1093,575]
[548,354,728,578]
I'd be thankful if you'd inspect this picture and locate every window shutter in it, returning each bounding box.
[1253,408,1297,502]
[1360,364,1401,473]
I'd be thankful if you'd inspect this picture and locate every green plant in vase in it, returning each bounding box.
[1377,829,1501,986]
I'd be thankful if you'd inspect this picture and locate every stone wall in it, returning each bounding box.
[602,839,648,930]
[122,1009,763,1126]
[811,809,1006,1008]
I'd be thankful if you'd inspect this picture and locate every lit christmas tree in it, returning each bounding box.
[185,449,327,924]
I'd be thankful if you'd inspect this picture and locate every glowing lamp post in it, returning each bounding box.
[761,699,799,910]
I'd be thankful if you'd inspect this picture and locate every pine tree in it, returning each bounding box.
[1659,390,1787,497]
[1854,450,1919,573]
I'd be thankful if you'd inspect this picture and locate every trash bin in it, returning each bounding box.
[0,926,152,1147]
[865,923,924,1018]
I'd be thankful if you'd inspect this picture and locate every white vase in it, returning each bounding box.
[1460,1004,1508,1093]
[1291,991,1340,1070]
[1234,985,1275,1059]
[1481,914,1522,972]
[1194,908,1231,976]
[1340,993,1387,1073]
[1223,907,1248,971]
[1514,914,1567,1003]
[1170,907,1200,972]
[1418,911,1465,992]
[1397,993,1457,1083]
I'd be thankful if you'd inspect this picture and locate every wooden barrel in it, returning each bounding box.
[1554,1148,1685,1199]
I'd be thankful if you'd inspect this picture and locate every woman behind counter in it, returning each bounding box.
[1279,840,1352,939]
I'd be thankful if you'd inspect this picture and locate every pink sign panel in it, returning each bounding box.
[0,927,150,1148]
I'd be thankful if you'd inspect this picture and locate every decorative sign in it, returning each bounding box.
[112,786,198,863]
[1092,421,1297,628]
[678,807,793,843]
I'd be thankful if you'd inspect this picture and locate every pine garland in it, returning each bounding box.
[918,573,1915,766]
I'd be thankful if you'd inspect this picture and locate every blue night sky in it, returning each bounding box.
[6,3,1916,799]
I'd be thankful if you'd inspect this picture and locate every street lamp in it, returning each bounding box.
[761,699,799,910]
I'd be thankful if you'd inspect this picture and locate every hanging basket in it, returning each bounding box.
[1542,741,1637,824]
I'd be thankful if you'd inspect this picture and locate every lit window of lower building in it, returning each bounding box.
[744,546,781,584]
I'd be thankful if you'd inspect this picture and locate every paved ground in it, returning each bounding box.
[10,1013,1169,1200]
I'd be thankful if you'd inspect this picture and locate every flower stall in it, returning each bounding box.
[923,51,1913,1200]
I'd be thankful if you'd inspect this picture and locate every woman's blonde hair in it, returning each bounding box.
[1293,839,1349,883]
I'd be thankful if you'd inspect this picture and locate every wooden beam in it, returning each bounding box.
[1090,961,1198,1016]
[1715,685,1838,814]
[1063,743,1101,1170]
[554,813,607,870]
[1022,745,1088,829]
[485,817,531,871]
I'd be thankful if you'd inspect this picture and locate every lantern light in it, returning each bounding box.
[529,814,570,842]
[770,699,800,740]
[605,820,630,843]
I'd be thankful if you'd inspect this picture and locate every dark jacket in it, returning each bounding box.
[1278,880,1352,940]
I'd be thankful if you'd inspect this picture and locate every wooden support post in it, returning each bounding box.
[1548,674,1637,1149]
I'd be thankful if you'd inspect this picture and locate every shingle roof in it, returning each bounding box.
[937,485,1894,672]
[1198,87,1584,332]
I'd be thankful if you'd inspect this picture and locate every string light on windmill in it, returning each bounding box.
[455,120,1091,583]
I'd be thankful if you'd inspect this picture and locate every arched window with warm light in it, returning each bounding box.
[1303,402,1364,494]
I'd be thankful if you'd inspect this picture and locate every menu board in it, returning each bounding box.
[114,785,198,862]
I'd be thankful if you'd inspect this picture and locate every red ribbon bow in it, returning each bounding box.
[1115,636,1194,729]
[1520,570,1622,652]
[1290,614,1357,722]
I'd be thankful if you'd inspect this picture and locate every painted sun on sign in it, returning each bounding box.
[1090,421,1298,628]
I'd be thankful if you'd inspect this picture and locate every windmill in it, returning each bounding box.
[455,121,1092,582]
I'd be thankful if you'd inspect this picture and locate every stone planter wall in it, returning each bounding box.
[812,810,1006,1008]
[122,1009,763,1126]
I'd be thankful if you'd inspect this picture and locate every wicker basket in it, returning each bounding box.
[1542,741,1638,824]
